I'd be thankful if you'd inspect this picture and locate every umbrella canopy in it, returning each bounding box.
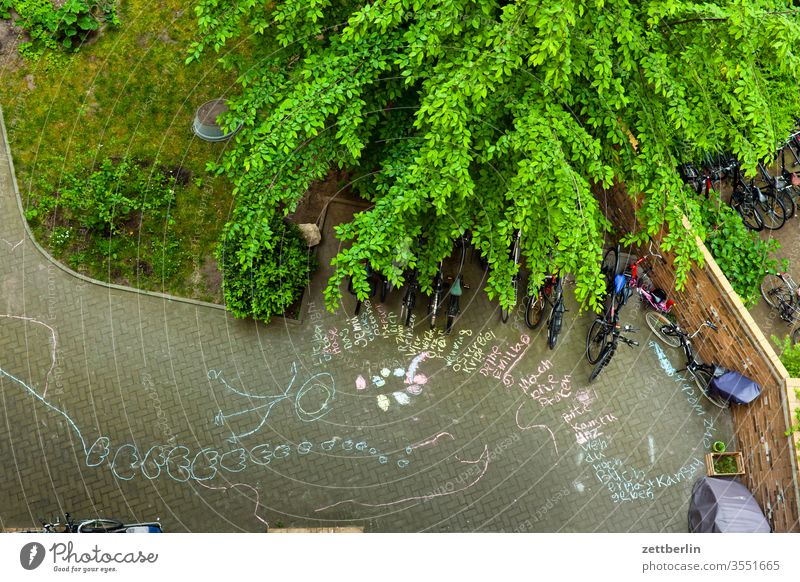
[688,477,770,533]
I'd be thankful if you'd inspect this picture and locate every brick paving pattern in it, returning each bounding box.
[0,111,735,532]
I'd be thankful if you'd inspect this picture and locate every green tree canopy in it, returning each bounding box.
[189,0,800,316]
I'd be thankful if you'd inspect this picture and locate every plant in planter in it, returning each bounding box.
[705,451,745,477]
[712,441,726,453]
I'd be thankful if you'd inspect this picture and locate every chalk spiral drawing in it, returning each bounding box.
[209,363,335,443]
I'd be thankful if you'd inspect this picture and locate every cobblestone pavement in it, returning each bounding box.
[0,113,733,532]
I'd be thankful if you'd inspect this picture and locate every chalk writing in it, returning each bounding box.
[479,333,530,386]
[649,340,718,445]
[210,363,335,443]
[517,359,553,395]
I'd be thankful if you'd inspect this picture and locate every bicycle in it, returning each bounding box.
[399,269,419,327]
[38,513,162,533]
[645,317,727,408]
[730,160,787,231]
[588,321,639,382]
[623,248,674,314]
[757,159,794,222]
[524,274,566,349]
[586,244,632,363]
[760,269,800,325]
[586,246,627,365]
[525,274,556,328]
[428,261,445,330]
[445,274,467,334]
[501,230,521,323]
[545,277,566,349]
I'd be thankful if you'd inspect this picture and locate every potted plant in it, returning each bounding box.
[705,450,745,477]
[712,440,726,453]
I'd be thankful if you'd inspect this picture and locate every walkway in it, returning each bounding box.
[0,110,733,532]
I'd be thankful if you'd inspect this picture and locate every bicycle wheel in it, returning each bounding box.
[586,318,608,364]
[548,315,559,349]
[732,197,764,231]
[645,311,681,349]
[354,299,362,316]
[758,192,787,230]
[778,188,796,219]
[401,289,416,326]
[760,273,792,310]
[601,246,619,291]
[690,367,727,409]
[546,286,563,350]
[445,297,458,334]
[525,293,545,329]
[792,327,800,346]
[589,344,615,383]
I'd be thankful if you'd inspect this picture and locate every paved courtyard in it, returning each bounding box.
[0,113,733,532]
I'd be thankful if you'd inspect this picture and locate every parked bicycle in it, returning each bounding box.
[501,230,521,323]
[588,321,639,382]
[646,316,723,405]
[623,248,674,314]
[428,261,445,330]
[761,269,800,326]
[587,244,629,365]
[525,274,565,349]
[445,274,466,334]
[400,269,420,327]
[757,159,795,221]
[730,159,787,231]
[646,317,761,407]
[38,513,162,533]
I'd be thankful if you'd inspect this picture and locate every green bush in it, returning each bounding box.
[776,335,800,377]
[697,196,780,307]
[55,158,175,233]
[0,0,118,53]
[218,216,316,323]
[775,335,800,435]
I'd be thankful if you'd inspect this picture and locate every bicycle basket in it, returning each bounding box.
[710,370,761,405]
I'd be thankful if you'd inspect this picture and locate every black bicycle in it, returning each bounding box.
[757,159,794,223]
[588,321,639,382]
[428,262,445,330]
[525,274,565,349]
[445,274,465,334]
[730,159,788,231]
[646,317,726,408]
[586,245,629,364]
[400,269,419,327]
[501,230,521,323]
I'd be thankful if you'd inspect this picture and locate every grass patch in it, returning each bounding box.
[0,0,245,301]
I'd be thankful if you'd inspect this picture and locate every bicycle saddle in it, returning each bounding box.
[450,276,463,296]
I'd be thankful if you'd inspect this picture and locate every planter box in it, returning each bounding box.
[705,451,745,477]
